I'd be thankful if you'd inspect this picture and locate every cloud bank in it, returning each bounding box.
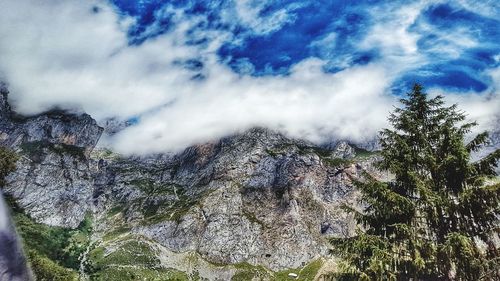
[0,0,498,154]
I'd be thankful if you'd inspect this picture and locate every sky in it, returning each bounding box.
[0,0,499,154]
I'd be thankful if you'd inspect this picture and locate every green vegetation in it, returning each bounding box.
[321,157,351,168]
[27,250,79,281]
[265,143,296,157]
[106,204,125,217]
[142,194,198,224]
[309,146,334,158]
[298,259,323,280]
[90,267,189,281]
[127,178,198,224]
[102,225,131,241]
[230,259,323,281]
[331,84,500,280]
[135,186,208,225]
[19,141,86,159]
[5,197,92,279]
[91,240,159,269]
[88,243,324,281]
[87,237,190,281]
[232,262,270,280]
[307,145,352,168]
[100,203,132,242]
[129,178,180,196]
[91,148,122,161]
[2,145,78,281]
[352,145,379,159]
[12,208,92,270]
[265,148,280,157]
[0,146,17,186]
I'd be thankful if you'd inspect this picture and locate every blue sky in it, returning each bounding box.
[111,0,499,92]
[0,0,498,153]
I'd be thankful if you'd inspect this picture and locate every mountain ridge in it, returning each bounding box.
[0,86,496,280]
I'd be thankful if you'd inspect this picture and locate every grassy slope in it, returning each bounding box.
[8,195,325,281]
[6,196,84,280]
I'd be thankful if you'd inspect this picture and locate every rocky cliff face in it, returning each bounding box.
[1,87,374,279]
[0,88,101,153]
[9,85,495,280]
[0,87,103,228]
[91,128,382,271]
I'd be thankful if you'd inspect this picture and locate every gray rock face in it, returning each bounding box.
[99,117,132,136]
[331,141,356,159]
[322,137,381,153]
[0,87,102,154]
[93,128,374,270]
[19,112,102,153]
[0,88,103,228]
[0,87,383,272]
[0,86,366,272]
[5,149,95,228]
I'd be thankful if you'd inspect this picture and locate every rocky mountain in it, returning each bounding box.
[2,84,495,280]
[0,85,102,229]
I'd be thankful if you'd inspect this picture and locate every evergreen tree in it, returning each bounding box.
[331,84,500,280]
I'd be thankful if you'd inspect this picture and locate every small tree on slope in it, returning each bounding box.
[331,84,500,280]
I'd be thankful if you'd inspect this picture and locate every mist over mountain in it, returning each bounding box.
[0,0,498,154]
[0,85,390,279]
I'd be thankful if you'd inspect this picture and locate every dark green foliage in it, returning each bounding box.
[13,210,92,270]
[322,157,351,168]
[352,145,379,159]
[27,250,78,281]
[332,84,500,280]
[265,148,280,157]
[127,180,210,225]
[20,141,86,159]
[230,259,323,281]
[0,146,18,186]
[310,146,336,158]
[4,197,88,279]
[86,239,189,281]
[299,145,352,168]
[91,240,160,270]
[89,267,189,281]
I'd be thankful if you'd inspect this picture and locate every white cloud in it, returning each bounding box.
[0,0,197,119]
[0,0,497,155]
[457,0,500,19]
[361,2,424,57]
[110,59,396,153]
[361,1,477,62]
[427,66,500,133]
[233,0,300,35]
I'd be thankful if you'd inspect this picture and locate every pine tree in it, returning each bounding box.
[331,84,500,280]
